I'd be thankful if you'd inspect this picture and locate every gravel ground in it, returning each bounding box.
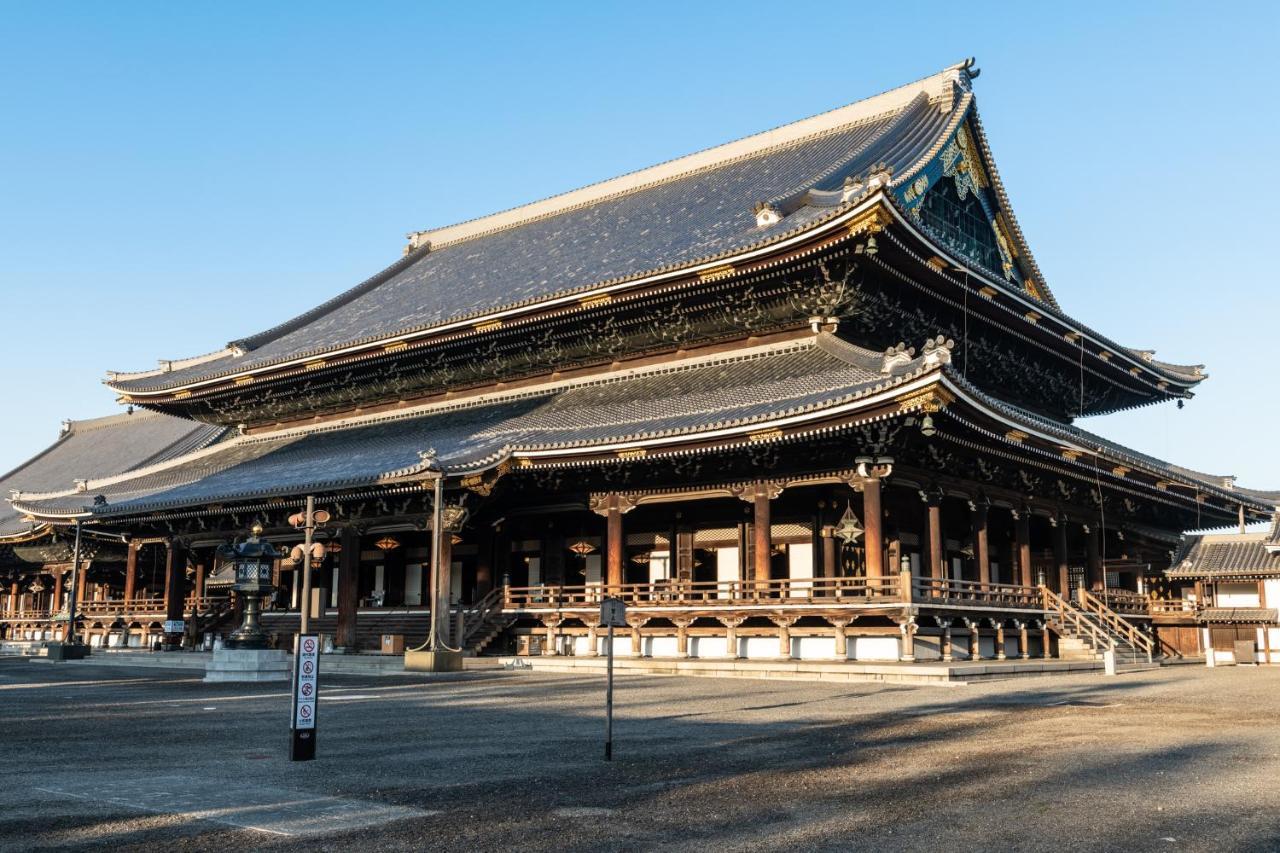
[0,658,1276,852]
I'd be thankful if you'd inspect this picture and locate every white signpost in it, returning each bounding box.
[162,620,185,635]
[600,596,627,761]
[290,633,319,760]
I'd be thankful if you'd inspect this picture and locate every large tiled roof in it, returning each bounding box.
[939,373,1275,515]
[1167,533,1280,579]
[0,412,225,538]
[107,65,977,393]
[20,335,934,519]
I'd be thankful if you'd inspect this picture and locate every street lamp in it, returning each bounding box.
[217,523,279,649]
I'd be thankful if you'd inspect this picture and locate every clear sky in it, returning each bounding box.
[1,1,1277,496]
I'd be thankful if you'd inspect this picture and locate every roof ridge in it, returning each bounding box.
[405,63,973,254]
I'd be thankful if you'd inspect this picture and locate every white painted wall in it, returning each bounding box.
[716,547,739,598]
[691,636,730,658]
[649,550,671,583]
[1218,582,1260,607]
[742,636,778,659]
[795,636,836,659]
[404,563,423,606]
[850,636,899,661]
[1265,579,1280,608]
[788,544,814,597]
[647,635,678,657]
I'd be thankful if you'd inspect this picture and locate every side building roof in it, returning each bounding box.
[1168,532,1280,580]
[0,411,225,540]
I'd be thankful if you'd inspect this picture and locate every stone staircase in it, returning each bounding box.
[258,592,514,656]
[1041,587,1156,668]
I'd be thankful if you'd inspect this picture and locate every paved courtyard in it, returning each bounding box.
[0,658,1276,851]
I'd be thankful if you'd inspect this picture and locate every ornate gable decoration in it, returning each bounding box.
[897,120,1031,294]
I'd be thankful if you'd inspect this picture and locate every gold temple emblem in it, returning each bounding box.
[383,340,409,353]
[616,448,648,459]
[895,386,954,413]
[697,264,735,282]
[748,427,783,443]
[474,319,504,333]
[304,359,327,371]
[579,293,613,309]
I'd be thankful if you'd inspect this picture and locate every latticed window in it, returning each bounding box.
[919,179,1002,272]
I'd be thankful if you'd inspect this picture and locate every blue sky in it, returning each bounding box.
[1,1,1277,496]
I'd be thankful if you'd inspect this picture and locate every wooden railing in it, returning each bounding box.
[2,608,52,621]
[913,577,1041,608]
[1041,586,1117,654]
[460,587,506,646]
[1078,589,1154,659]
[1094,589,1149,615]
[503,575,903,609]
[1148,598,1198,616]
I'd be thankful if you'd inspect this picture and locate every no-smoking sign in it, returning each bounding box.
[292,634,320,742]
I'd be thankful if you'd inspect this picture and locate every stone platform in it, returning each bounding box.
[497,655,1163,684]
[204,648,292,683]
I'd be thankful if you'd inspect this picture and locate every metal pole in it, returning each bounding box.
[605,622,614,761]
[429,476,444,650]
[300,495,315,635]
[66,519,82,645]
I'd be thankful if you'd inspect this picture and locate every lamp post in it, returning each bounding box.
[218,523,279,649]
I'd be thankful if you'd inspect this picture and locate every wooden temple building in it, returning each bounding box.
[3,61,1276,666]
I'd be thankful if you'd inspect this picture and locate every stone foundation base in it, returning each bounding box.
[204,648,291,683]
[404,649,464,672]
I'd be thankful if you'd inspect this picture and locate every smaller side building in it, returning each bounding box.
[1166,521,1280,665]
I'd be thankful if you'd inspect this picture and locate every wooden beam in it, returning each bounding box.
[335,525,360,650]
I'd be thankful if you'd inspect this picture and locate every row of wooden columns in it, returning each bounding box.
[593,480,1107,592]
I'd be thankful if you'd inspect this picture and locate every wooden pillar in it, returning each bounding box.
[1018,621,1030,659]
[831,616,851,659]
[7,582,17,615]
[335,525,360,651]
[193,557,207,602]
[595,494,627,591]
[926,492,944,581]
[675,619,690,659]
[438,530,454,616]
[629,618,644,658]
[123,541,139,603]
[162,539,186,650]
[1015,511,1032,587]
[1086,525,1103,591]
[753,489,772,587]
[995,622,1007,660]
[821,527,837,581]
[1054,519,1070,594]
[941,620,953,662]
[774,616,793,660]
[542,618,558,655]
[76,563,88,609]
[899,619,917,662]
[585,623,599,657]
[968,619,981,659]
[863,477,884,580]
[972,500,990,587]
[52,570,64,612]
